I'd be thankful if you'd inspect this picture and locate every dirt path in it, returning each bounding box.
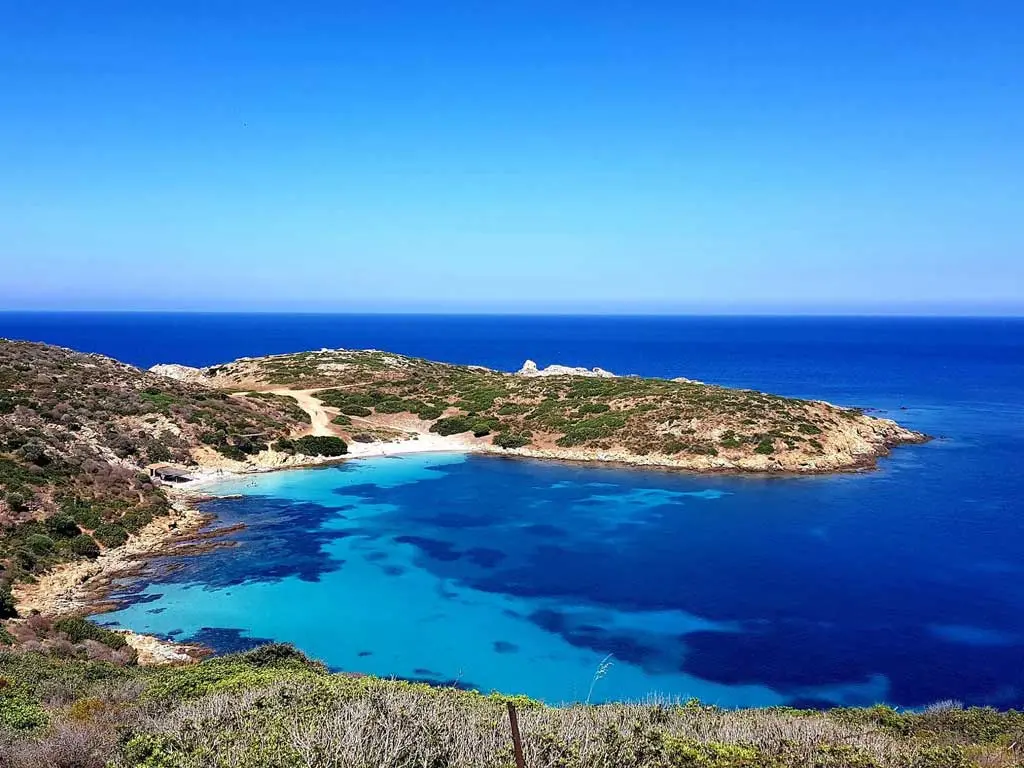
[266,389,344,437]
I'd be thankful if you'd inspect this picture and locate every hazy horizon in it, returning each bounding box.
[2,304,1023,318]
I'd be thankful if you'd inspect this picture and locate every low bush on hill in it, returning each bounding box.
[493,432,531,449]
[0,647,1018,767]
[68,534,100,559]
[289,436,348,457]
[92,523,129,548]
[555,412,628,447]
[430,416,475,436]
[52,617,129,650]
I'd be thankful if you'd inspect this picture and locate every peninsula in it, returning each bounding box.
[156,346,925,474]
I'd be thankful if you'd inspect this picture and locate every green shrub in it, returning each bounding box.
[339,404,372,417]
[719,430,743,449]
[71,506,102,530]
[4,492,28,513]
[145,441,172,463]
[46,513,80,540]
[53,616,128,650]
[754,438,775,455]
[331,414,352,426]
[26,533,55,555]
[215,444,248,461]
[430,416,474,436]
[145,646,326,701]
[497,403,529,416]
[120,508,156,533]
[470,417,500,437]
[555,412,628,447]
[0,583,17,619]
[140,389,177,412]
[0,683,47,730]
[292,436,348,457]
[93,523,129,548]
[661,439,686,454]
[663,738,766,768]
[493,432,530,449]
[68,534,100,559]
[374,399,411,414]
[238,643,325,670]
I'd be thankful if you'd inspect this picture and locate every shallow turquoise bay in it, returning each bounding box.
[98,435,1024,708]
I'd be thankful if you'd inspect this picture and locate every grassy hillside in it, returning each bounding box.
[0,644,1020,768]
[0,340,312,588]
[197,348,926,472]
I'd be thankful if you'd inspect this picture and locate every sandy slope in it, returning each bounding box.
[266,388,344,437]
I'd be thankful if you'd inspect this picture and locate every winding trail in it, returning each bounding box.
[266,388,345,437]
[230,387,482,457]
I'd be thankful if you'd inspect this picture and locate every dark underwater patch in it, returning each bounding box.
[164,496,355,588]
[493,641,519,654]
[528,610,664,669]
[464,547,506,568]
[679,621,1024,708]
[394,535,461,562]
[186,627,278,654]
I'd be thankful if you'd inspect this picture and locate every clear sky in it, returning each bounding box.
[1,1,1022,314]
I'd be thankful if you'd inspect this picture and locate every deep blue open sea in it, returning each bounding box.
[3,313,1023,708]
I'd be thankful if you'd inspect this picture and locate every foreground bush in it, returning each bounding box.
[0,646,1021,768]
[52,617,129,651]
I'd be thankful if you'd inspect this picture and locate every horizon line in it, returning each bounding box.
[1,309,1023,319]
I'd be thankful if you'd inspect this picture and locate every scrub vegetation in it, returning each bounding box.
[0,643,1019,768]
[200,348,925,472]
[0,340,308,588]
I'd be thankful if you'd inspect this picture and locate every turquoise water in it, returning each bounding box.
[102,453,895,706]
[99,425,1023,709]
[11,313,1017,708]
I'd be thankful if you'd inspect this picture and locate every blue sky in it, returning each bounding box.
[1,1,1022,313]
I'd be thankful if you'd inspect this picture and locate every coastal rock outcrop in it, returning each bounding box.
[150,363,206,383]
[516,359,617,378]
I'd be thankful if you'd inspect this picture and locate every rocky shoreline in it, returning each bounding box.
[487,416,928,474]
[12,491,216,664]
